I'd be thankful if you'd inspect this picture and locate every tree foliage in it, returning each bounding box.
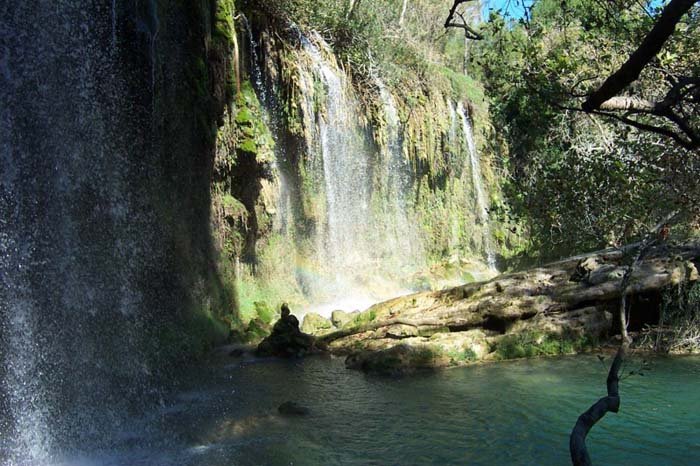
[262,0,476,93]
[471,0,700,258]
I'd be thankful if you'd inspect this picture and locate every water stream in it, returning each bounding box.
[292,33,418,315]
[375,76,418,263]
[1,3,187,462]
[456,102,496,270]
[240,15,266,106]
[111,0,117,49]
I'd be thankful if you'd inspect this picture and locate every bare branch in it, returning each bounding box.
[583,0,698,111]
[598,96,657,112]
[570,211,680,465]
[445,0,484,40]
[570,344,626,466]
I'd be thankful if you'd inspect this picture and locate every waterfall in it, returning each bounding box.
[448,99,458,143]
[136,0,159,101]
[1,2,208,462]
[457,102,497,270]
[299,33,370,271]
[269,31,422,315]
[240,14,266,105]
[375,76,418,262]
[447,99,461,251]
[112,0,117,49]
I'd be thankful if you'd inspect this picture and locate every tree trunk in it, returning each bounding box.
[582,0,697,112]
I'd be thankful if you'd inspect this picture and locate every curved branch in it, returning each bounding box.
[590,110,697,149]
[570,211,679,465]
[570,344,626,466]
[445,0,483,40]
[583,0,698,111]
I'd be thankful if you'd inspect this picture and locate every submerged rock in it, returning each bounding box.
[228,348,245,357]
[278,401,310,416]
[256,304,315,358]
[345,344,439,375]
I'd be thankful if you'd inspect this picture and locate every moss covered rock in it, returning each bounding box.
[300,312,334,335]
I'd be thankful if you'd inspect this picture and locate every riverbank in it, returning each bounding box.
[298,241,699,374]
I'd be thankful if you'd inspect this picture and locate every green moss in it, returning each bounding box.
[235,107,254,124]
[348,309,378,327]
[496,331,596,360]
[254,301,277,324]
[222,194,246,213]
[239,138,257,153]
[213,0,235,45]
[244,318,272,343]
[411,347,436,365]
[446,347,478,364]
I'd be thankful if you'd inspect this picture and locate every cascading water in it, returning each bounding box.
[0,3,214,464]
[279,32,421,314]
[375,76,417,261]
[457,102,497,270]
[240,15,267,106]
[112,0,118,49]
[303,34,370,270]
[446,99,463,252]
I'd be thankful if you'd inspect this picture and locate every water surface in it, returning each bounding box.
[11,355,700,465]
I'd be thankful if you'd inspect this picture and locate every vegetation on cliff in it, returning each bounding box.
[205,0,526,336]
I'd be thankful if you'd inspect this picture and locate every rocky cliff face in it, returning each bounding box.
[209,7,521,331]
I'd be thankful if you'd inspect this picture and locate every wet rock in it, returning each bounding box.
[278,401,309,416]
[256,304,315,358]
[345,344,437,376]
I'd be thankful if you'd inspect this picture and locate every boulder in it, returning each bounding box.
[256,304,315,358]
[301,312,334,335]
[331,310,354,328]
[278,401,310,416]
